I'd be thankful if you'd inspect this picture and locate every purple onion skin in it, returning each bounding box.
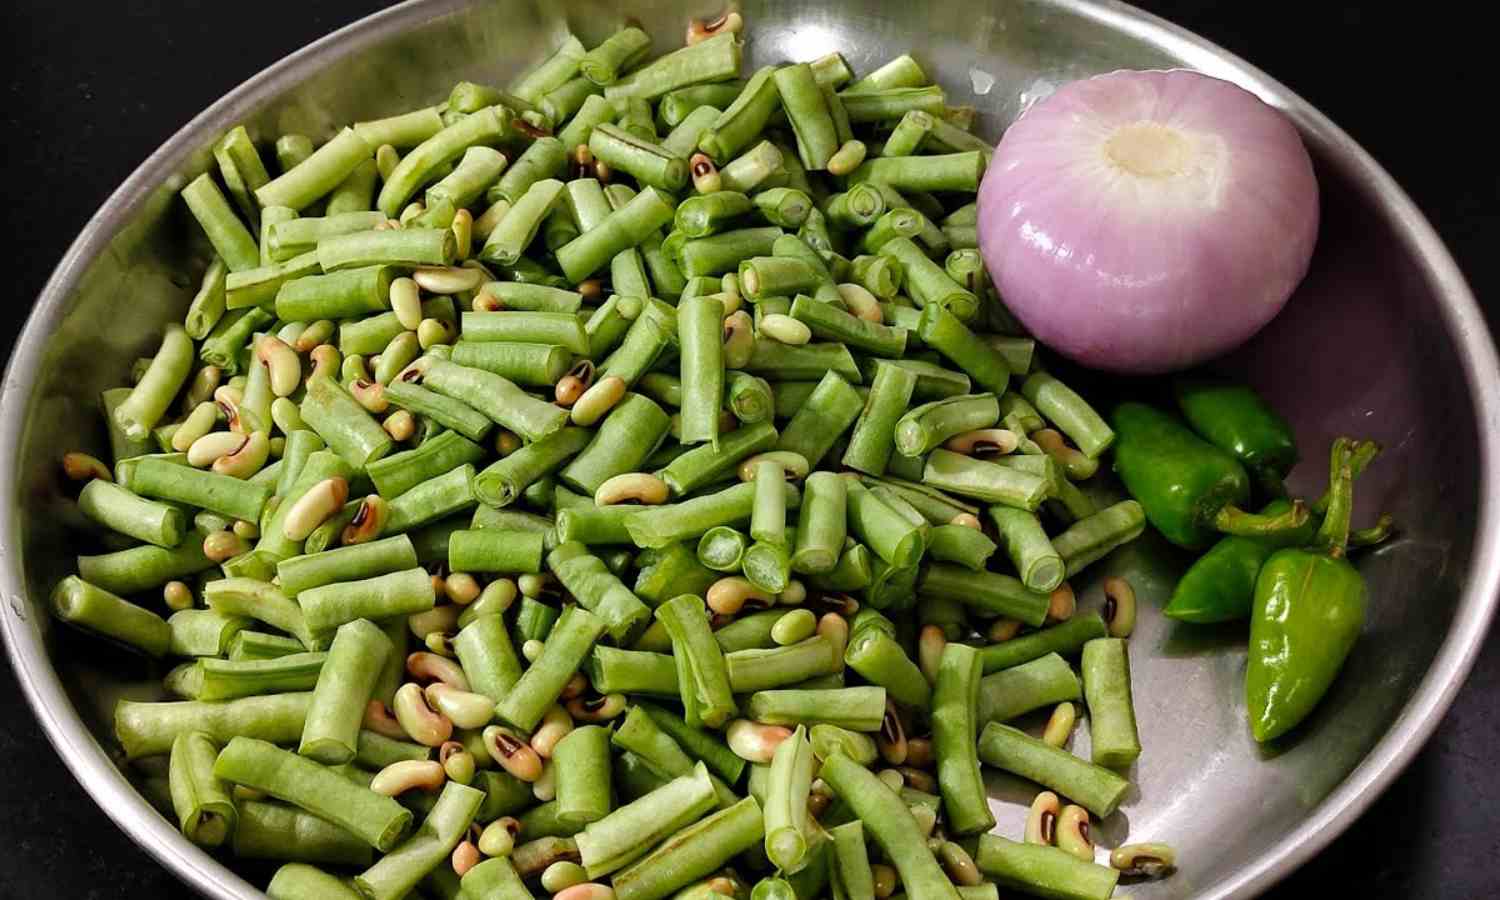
[978,68,1319,374]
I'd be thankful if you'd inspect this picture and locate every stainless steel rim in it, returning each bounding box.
[2,1,1496,897]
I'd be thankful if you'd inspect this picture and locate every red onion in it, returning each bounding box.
[978,69,1319,374]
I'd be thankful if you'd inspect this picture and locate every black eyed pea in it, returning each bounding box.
[406,650,471,691]
[594,472,670,507]
[1110,843,1177,879]
[370,759,446,796]
[425,683,495,729]
[1103,575,1137,638]
[1056,804,1094,861]
[281,476,349,542]
[725,719,792,764]
[483,725,545,782]
[1025,791,1061,845]
[393,682,454,747]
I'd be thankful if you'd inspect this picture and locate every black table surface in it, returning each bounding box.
[3,1,1497,897]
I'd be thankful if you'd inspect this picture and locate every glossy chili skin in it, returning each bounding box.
[1174,376,1299,488]
[1246,438,1368,743]
[1164,499,1315,623]
[1110,401,1252,550]
[1245,548,1366,741]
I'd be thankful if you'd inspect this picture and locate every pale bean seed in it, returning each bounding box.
[1110,842,1177,878]
[736,451,810,482]
[817,612,849,661]
[686,10,742,43]
[1056,805,1094,861]
[375,144,401,180]
[897,765,934,793]
[565,693,626,723]
[293,320,336,354]
[394,682,454,747]
[440,741,476,784]
[256,336,301,397]
[214,385,244,433]
[483,725,545,781]
[707,577,774,616]
[270,397,305,434]
[521,639,545,662]
[904,736,933,769]
[281,477,349,541]
[759,314,811,345]
[944,428,1019,457]
[478,817,519,857]
[472,290,503,312]
[1033,428,1100,480]
[987,618,1022,642]
[530,706,574,758]
[370,759,445,796]
[560,672,589,702]
[475,579,518,615]
[163,581,194,612]
[571,376,626,426]
[1047,582,1076,622]
[827,140,869,177]
[577,279,604,303]
[495,430,521,457]
[349,379,388,414]
[213,430,270,478]
[425,683,494,729]
[414,266,485,295]
[832,283,882,324]
[452,840,482,877]
[171,402,219,451]
[187,431,246,468]
[444,572,481,606]
[690,152,722,193]
[553,884,615,900]
[203,530,248,563]
[1103,576,1137,638]
[778,579,808,606]
[594,472,670,506]
[182,365,222,409]
[722,310,755,369]
[451,208,474,260]
[390,277,423,330]
[949,512,983,530]
[58,451,113,483]
[918,625,946,686]
[542,861,589,893]
[771,609,817,646]
[233,519,259,540]
[1042,702,1077,748]
[1025,791,1060,845]
[871,863,897,899]
[725,719,791,763]
[518,573,549,599]
[383,409,417,442]
[309,344,341,381]
[340,495,388,546]
[407,651,471,690]
[417,317,456,349]
[939,841,982,886]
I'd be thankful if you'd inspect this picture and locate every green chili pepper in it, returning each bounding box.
[1165,441,1382,623]
[1247,438,1370,742]
[1111,401,1309,550]
[1173,376,1299,494]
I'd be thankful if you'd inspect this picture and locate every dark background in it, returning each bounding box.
[3,1,1497,897]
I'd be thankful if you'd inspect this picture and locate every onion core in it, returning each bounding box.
[977,69,1319,374]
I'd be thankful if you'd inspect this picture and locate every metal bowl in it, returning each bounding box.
[2,0,1496,897]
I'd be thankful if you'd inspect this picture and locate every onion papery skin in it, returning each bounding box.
[977,69,1319,374]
